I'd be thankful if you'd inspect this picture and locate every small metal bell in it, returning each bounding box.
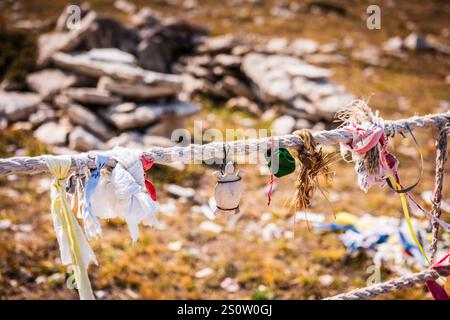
[213,161,243,216]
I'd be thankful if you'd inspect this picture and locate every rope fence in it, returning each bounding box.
[0,112,449,177]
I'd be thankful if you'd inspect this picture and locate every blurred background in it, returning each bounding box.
[0,0,449,299]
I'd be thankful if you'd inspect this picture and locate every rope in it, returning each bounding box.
[323,265,450,300]
[0,112,449,177]
[430,125,449,262]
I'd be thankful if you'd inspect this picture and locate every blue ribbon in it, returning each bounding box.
[83,154,108,239]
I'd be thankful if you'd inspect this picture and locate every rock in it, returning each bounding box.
[0,91,41,122]
[104,102,200,130]
[264,38,289,54]
[106,131,143,149]
[145,113,187,138]
[226,97,261,116]
[382,36,404,55]
[69,126,105,151]
[195,268,214,278]
[242,53,330,103]
[304,54,348,65]
[83,16,140,54]
[61,99,113,140]
[29,103,57,128]
[11,121,33,132]
[314,93,355,120]
[197,34,237,54]
[295,118,313,130]
[293,78,346,102]
[213,54,241,68]
[231,44,252,56]
[114,0,136,14]
[0,79,25,91]
[352,46,388,67]
[52,51,183,88]
[137,19,207,72]
[37,11,98,66]
[26,69,94,100]
[34,120,72,146]
[63,87,122,105]
[199,221,222,234]
[97,76,179,100]
[167,184,196,199]
[271,115,296,135]
[130,7,160,29]
[289,38,320,56]
[88,48,137,65]
[221,76,254,99]
[319,42,339,53]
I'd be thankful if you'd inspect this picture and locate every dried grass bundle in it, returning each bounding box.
[292,129,339,210]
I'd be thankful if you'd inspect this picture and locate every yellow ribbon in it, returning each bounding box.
[45,156,96,300]
[390,177,430,265]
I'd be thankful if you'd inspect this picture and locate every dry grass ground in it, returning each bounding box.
[0,0,449,299]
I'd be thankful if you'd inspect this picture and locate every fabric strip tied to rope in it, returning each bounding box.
[45,155,96,300]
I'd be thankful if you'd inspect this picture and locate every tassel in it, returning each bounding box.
[44,155,96,300]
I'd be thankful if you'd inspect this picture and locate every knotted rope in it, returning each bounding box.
[0,112,448,177]
[430,125,449,262]
[323,265,450,300]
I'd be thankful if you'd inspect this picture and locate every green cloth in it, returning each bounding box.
[265,148,296,178]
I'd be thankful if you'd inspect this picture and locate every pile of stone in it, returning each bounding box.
[176,35,354,130]
[1,6,206,154]
[1,4,357,153]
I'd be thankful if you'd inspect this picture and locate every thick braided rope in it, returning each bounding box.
[323,265,450,300]
[0,112,449,177]
[430,125,449,262]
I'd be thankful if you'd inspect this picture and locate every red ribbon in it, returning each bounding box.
[426,252,450,300]
[267,136,275,206]
[140,155,157,201]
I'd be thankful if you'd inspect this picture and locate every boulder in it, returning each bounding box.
[52,51,183,88]
[97,76,179,100]
[271,115,296,135]
[82,16,140,54]
[37,11,98,66]
[130,7,160,29]
[226,96,262,116]
[289,38,320,56]
[213,54,241,68]
[29,103,57,128]
[26,69,94,100]
[137,19,208,72]
[63,87,122,105]
[87,48,137,65]
[242,53,330,102]
[104,101,200,130]
[69,126,105,151]
[34,120,72,146]
[304,54,348,65]
[0,91,41,122]
[60,98,113,140]
[197,34,237,54]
